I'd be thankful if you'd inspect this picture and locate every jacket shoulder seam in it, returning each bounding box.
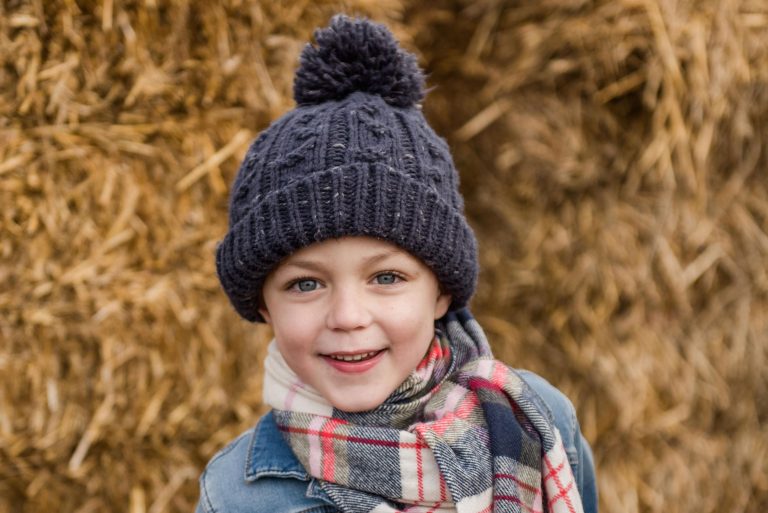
[198,467,216,513]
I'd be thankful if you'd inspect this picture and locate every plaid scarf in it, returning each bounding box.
[263,310,584,513]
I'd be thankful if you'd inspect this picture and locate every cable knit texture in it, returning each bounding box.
[216,15,478,322]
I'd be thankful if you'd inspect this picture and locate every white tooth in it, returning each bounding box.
[330,351,378,362]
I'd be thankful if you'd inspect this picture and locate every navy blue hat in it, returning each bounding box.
[216,15,478,322]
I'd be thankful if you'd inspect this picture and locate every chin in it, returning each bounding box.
[333,401,378,413]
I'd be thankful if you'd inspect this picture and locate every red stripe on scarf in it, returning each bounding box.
[494,495,543,513]
[423,392,480,438]
[544,455,577,513]
[492,361,509,386]
[279,425,430,449]
[321,418,344,481]
[416,438,424,501]
[417,339,448,370]
[440,473,447,502]
[494,473,542,495]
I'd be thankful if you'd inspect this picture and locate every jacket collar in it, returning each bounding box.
[244,411,310,482]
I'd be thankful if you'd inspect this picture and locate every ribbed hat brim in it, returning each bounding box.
[216,162,478,322]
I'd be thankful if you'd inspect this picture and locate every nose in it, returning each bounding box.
[326,285,372,331]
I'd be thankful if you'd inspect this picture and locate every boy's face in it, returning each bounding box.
[259,236,451,412]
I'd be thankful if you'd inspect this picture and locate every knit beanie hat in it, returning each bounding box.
[216,15,478,322]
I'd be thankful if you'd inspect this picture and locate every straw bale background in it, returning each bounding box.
[1,1,766,512]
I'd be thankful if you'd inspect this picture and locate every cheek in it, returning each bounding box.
[269,309,319,356]
[383,295,438,342]
[273,325,318,383]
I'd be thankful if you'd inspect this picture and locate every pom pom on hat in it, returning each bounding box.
[293,15,425,107]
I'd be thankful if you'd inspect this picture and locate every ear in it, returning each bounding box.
[434,293,451,320]
[258,307,272,324]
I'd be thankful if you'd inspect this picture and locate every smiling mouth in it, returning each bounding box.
[326,350,382,362]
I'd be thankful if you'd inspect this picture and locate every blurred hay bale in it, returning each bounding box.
[0,2,407,512]
[408,0,768,512]
[2,1,768,513]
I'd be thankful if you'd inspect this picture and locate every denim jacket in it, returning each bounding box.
[195,370,598,513]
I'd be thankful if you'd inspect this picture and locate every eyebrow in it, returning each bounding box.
[282,248,405,272]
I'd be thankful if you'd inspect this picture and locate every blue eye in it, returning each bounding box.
[292,279,319,292]
[375,272,400,285]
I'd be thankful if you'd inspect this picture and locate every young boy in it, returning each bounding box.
[197,15,597,513]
